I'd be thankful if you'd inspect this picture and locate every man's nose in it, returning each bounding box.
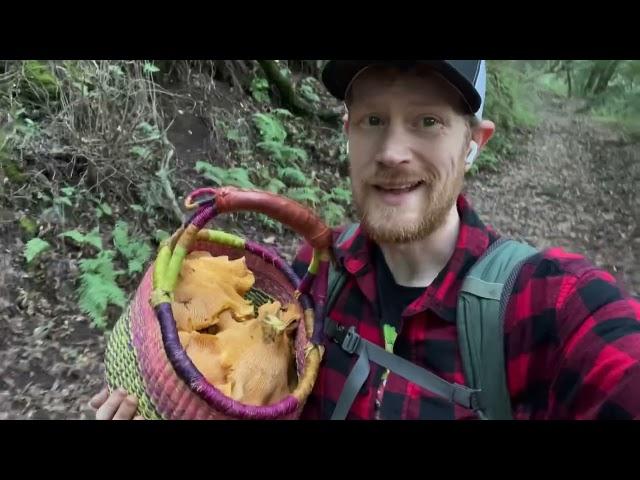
[376,128,412,168]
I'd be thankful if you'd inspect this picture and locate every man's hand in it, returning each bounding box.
[89,387,144,420]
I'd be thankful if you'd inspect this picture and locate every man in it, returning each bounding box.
[91,60,640,420]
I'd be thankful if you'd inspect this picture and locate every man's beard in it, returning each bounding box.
[352,159,464,244]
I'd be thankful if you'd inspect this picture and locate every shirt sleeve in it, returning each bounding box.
[549,267,640,419]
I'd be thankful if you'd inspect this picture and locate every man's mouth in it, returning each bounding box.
[373,181,424,193]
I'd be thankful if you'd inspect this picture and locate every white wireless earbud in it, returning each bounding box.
[465,141,479,167]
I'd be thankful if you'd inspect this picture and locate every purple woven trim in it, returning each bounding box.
[193,378,298,419]
[191,204,216,230]
[297,271,314,295]
[245,240,300,289]
[156,303,201,385]
[299,292,312,312]
[156,302,299,419]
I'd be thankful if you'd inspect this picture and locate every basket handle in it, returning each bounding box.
[185,186,333,251]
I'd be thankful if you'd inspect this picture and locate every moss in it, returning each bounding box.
[19,216,38,237]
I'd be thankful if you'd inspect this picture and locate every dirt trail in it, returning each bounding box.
[464,93,640,297]
[1,92,638,419]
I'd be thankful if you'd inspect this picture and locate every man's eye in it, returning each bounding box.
[421,117,437,128]
[366,115,383,126]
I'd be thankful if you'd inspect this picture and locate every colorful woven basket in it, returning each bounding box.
[104,186,334,420]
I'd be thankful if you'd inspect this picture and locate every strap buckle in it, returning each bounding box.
[451,384,483,412]
[333,325,361,354]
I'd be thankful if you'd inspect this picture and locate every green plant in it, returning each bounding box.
[253,113,287,143]
[265,177,287,193]
[153,229,170,243]
[299,78,320,104]
[473,61,538,173]
[24,238,51,264]
[250,76,270,103]
[195,162,256,189]
[278,166,311,187]
[78,249,127,329]
[322,201,346,227]
[112,221,152,275]
[326,185,352,205]
[59,227,103,250]
[253,113,308,166]
[95,201,113,219]
[287,187,321,206]
[19,216,38,236]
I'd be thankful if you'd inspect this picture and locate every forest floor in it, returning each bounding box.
[1,88,638,419]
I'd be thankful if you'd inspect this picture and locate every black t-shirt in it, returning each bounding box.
[373,245,425,349]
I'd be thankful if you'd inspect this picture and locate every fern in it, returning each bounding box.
[325,186,352,205]
[323,201,346,227]
[24,238,51,264]
[78,249,127,328]
[258,215,283,235]
[153,229,170,243]
[288,187,321,206]
[195,162,255,189]
[258,141,308,165]
[278,166,310,187]
[253,113,287,143]
[272,108,293,118]
[250,77,270,104]
[265,177,287,193]
[113,221,152,275]
[59,228,103,250]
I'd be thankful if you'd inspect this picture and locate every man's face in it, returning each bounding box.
[346,66,472,244]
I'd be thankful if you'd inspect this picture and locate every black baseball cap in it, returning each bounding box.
[321,60,487,117]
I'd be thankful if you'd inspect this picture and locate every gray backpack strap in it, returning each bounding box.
[457,238,537,420]
[325,319,481,419]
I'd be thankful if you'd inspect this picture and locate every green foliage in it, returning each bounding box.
[59,227,103,250]
[322,201,346,227]
[278,166,311,187]
[538,60,640,138]
[253,113,309,166]
[112,221,152,275]
[265,177,287,193]
[24,238,51,264]
[326,185,352,205]
[287,187,321,206]
[95,202,113,219]
[143,62,160,75]
[474,61,538,173]
[19,216,38,236]
[19,61,60,104]
[253,113,287,143]
[195,162,256,189]
[153,229,170,243]
[78,249,127,328]
[299,78,321,104]
[250,76,270,104]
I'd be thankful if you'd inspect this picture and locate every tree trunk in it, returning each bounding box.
[593,60,621,95]
[565,61,573,98]
[257,60,341,124]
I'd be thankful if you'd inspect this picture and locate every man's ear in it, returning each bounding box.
[472,119,495,149]
[465,119,496,173]
[343,112,349,134]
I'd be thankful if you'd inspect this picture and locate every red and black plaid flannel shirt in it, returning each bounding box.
[292,195,640,420]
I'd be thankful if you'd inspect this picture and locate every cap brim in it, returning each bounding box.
[321,60,482,114]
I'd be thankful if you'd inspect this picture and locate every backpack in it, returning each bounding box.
[324,223,537,420]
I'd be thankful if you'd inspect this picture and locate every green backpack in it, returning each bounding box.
[324,224,537,420]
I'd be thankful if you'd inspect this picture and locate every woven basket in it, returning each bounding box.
[104,186,334,420]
